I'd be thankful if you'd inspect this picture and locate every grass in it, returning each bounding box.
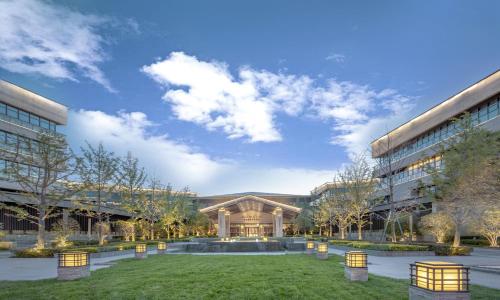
[0,254,498,299]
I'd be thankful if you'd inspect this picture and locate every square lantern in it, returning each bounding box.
[57,252,90,280]
[344,251,368,281]
[409,261,470,300]
[316,242,328,260]
[157,242,167,254]
[135,243,148,259]
[306,241,315,255]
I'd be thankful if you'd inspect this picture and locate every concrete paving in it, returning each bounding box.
[328,247,500,290]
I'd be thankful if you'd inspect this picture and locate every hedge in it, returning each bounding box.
[329,240,430,251]
[431,245,473,256]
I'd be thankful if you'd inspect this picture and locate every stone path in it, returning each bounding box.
[328,247,500,290]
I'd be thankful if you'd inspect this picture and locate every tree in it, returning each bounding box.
[0,132,80,249]
[139,177,168,240]
[119,152,147,232]
[474,210,500,248]
[337,156,376,240]
[428,114,500,247]
[374,133,408,242]
[51,218,80,248]
[77,142,121,246]
[291,208,313,236]
[313,203,330,236]
[418,212,453,243]
[115,220,135,241]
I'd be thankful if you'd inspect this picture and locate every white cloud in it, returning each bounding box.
[0,0,115,92]
[142,52,415,159]
[142,52,312,143]
[326,53,346,63]
[65,109,335,195]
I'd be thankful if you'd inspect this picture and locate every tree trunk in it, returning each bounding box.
[329,223,333,237]
[319,226,322,236]
[357,223,362,240]
[150,222,154,240]
[391,220,397,242]
[340,227,345,240]
[37,209,46,249]
[167,225,171,239]
[452,226,461,247]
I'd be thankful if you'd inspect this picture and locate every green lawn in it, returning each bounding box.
[0,254,497,299]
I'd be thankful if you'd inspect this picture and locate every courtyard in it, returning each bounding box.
[0,245,499,299]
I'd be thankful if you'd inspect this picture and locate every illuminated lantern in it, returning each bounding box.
[135,243,147,259]
[344,251,368,281]
[316,242,328,260]
[117,245,124,251]
[263,237,268,242]
[409,261,470,300]
[57,252,90,280]
[306,241,315,255]
[157,242,167,255]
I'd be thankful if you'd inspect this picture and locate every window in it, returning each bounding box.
[30,115,39,126]
[40,118,50,129]
[0,103,6,114]
[49,121,57,131]
[19,111,30,123]
[6,105,18,118]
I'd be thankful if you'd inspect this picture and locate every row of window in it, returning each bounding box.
[0,159,40,180]
[378,96,499,166]
[0,102,57,131]
[0,130,40,155]
[379,156,443,187]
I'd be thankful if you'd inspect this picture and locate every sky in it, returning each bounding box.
[0,0,499,195]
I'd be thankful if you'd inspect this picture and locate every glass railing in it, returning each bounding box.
[0,113,63,137]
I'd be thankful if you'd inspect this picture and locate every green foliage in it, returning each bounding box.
[431,245,473,256]
[461,239,490,246]
[330,240,430,251]
[1,255,498,299]
[14,248,58,258]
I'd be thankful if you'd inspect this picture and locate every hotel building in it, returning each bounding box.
[0,80,129,237]
[371,70,500,217]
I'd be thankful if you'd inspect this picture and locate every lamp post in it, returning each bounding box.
[57,252,90,280]
[409,261,470,300]
[157,242,167,255]
[344,251,368,281]
[306,241,315,255]
[135,243,148,259]
[316,242,328,260]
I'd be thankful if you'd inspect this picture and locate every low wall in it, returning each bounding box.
[182,241,305,252]
[331,245,435,257]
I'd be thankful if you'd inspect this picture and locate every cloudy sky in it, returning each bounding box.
[0,0,498,195]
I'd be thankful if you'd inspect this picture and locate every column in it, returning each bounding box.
[87,217,92,238]
[225,211,231,237]
[272,213,276,237]
[275,208,283,238]
[62,209,69,231]
[218,208,226,238]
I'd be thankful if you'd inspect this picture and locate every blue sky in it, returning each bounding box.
[1,0,499,195]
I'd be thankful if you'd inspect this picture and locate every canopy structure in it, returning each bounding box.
[199,194,302,238]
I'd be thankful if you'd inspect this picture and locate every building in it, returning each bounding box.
[371,70,500,218]
[0,80,130,237]
[197,192,311,237]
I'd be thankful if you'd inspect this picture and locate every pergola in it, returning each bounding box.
[199,195,301,238]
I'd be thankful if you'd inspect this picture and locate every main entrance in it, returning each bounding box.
[199,194,301,238]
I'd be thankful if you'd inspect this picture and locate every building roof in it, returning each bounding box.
[0,79,68,124]
[196,191,309,199]
[371,69,500,158]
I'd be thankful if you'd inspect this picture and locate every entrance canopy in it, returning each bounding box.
[199,195,301,220]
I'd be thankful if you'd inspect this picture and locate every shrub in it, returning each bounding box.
[51,218,80,248]
[14,248,58,258]
[461,239,490,246]
[432,245,473,256]
[419,212,454,243]
[330,240,429,251]
[0,241,13,250]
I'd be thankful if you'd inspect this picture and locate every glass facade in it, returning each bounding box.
[0,158,40,180]
[0,101,58,132]
[378,96,499,166]
[380,155,442,187]
[0,130,39,155]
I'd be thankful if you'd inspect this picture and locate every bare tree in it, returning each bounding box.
[474,210,500,248]
[0,132,81,249]
[77,142,121,246]
[418,212,453,243]
[139,177,168,240]
[338,156,377,240]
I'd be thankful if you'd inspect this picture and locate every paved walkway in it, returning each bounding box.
[1,247,499,290]
[328,247,500,290]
